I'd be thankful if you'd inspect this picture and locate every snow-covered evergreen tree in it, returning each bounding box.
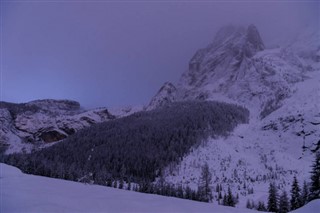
[197,162,213,202]
[226,186,235,207]
[279,190,290,213]
[185,186,192,200]
[301,181,309,205]
[119,179,124,189]
[113,180,118,189]
[290,176,301,210]
[246,199,252,209]
[267,182,278,212]
[257,201,266,212]
[222,194,227,206]
[309,152,320,201]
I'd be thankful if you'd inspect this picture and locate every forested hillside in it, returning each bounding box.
[2,101,249,187]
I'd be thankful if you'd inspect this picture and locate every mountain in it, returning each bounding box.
[148,25,317,119]
[0,99,140,154]
[147,24,320,207]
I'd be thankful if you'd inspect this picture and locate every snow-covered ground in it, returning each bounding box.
[164,70,320,207]
[0,163,258,213]
[1,163,318,213]
[291,199,320,213]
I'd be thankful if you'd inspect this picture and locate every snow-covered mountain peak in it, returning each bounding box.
[246,24,265,53]
[149,24,317,119]
[146,82,177,110]
[210,24,264,58]
[181,24,267,93]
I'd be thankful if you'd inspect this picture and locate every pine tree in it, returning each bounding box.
[106,178,112,187]
[119,179,124,189]
[222,194,227,206]
[198,163,213,202]
[176,184,184,198]
[113,180,118,188]
[301,181,309,205]
[279,191,290,213]
[246,199,252,209]
[226,186,235,207]
[216,184,220,193]
[185,186,192,200]
[257,201,267,211]
[309,153,320,201]
[133,184,139,192]
[267,182,278,212]
[191,190,198,201]
[235,193,239,204]
[290,176,301,210]
[218,191,222,200]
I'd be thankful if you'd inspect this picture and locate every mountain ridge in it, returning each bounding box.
[0,99,141,153]
[147,24,318,119]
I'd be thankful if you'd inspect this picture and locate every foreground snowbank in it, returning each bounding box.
[291,199,320,213]
[1,163,255,213]
[1,163,318,213]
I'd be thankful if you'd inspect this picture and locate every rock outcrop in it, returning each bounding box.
[146,82,177,110]
[148,24,315,118]
[0,99,116,153]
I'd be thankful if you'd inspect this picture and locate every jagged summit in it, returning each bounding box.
[211,24,264,52]
[186,25,265,88]
[146,82,177,110]
[246,24,265,52]
[148,24,315,118]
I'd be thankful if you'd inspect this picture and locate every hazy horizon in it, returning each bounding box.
[1,1,318,109]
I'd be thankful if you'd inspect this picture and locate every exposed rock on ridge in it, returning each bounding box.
[148,24,312,118]
[146,82,177,110]
[0,99,116,153]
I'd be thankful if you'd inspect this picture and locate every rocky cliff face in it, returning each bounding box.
[146,82,177,110]
[0,99,118,153]
[148,25,317,119]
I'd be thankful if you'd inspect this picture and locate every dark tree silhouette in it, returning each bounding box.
[279,190,289,213]
[301,181,309,205]
[226,186,235,207]
[257,201,267,212]
[198,162,213,202]
[267,182,278,212]
[290,176,301,210]
[309,153,320,201]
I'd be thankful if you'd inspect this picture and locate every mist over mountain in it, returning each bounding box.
[147,24,319,119]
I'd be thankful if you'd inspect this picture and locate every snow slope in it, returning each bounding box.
[0,163,257,213]
[291,199,320,213]
[163,70,319,208]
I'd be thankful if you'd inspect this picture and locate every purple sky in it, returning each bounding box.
[1,1,319,108]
